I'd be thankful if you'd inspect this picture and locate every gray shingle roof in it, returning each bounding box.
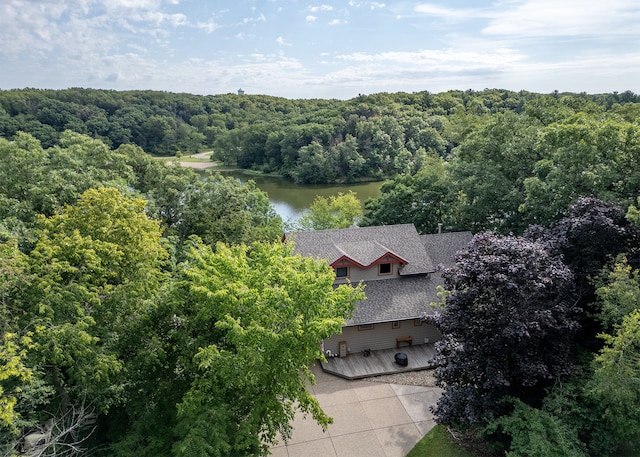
[421,231,473,269]
[348,231,472,325]
[348,275,444,325]
[287,224,434,275]
[286,224,473,326]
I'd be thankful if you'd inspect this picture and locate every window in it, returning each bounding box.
[378,263,392,275]
[414,318,423,327]
[335,267,348,278]
[392,321,400,329]
[358,323,374,331]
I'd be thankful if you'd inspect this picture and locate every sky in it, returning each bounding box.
[1,0,639,100]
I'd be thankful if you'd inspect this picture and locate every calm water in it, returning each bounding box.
[220,171,383,223]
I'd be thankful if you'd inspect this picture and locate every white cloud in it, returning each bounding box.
[336,48,524,69]
[309,5,334,13]
[1,0,639,99]
[414,1,640,37]
[248,53,268,62]
[241,13,267,25]
[483,0,640,37]
[0,0,237,66]
[130,11,189,27]
[414,3,488,21]
[196,19,219,33]
[348,1,386,9]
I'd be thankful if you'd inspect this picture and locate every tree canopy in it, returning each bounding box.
[1,88,637,186]
[1,87,640,455]
[434,198,640,456]
[296,191,363,231]
[107,240,364,457]
[433,232,579,425]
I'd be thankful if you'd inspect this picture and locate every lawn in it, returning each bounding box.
[406,425,473,457]
[151,151,215,162]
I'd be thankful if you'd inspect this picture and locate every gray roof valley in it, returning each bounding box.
[287,224,435,275]
[286,224,472,326]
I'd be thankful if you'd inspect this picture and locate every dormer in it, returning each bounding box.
[285,224,435,283]
[329,242,408,282]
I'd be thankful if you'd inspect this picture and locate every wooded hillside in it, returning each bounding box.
[1,88,638,185]
[1,88,640,457]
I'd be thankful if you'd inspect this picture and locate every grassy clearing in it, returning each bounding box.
[151,151,214,162]
[172,157,210,163]
[406,425,474,457]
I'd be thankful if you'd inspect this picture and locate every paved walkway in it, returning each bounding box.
[270,363,442,457]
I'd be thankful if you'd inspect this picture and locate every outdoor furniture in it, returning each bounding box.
[395,352,408,367]
[396,336,413,348]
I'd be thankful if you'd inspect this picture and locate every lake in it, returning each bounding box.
[220,171,383,223]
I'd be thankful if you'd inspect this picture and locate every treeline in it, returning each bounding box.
[0,88,638,184]
[362,98,640,235]
[2,87,640,456]
[0,132,367,456]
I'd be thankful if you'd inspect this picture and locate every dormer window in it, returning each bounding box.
[378,263,392,275]
[335,267,349,278]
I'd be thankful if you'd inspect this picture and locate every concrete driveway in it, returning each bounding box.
[270,363,442,457]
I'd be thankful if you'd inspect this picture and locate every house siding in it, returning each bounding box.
[323,320,442,355]
[335,262,401,283]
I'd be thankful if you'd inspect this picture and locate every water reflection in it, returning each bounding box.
[220,171,382,223]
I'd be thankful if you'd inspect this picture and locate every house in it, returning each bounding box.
[285,224,472,356]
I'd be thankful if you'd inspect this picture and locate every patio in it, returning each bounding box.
[320,344,437,380]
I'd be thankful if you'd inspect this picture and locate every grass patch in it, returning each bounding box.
[406,425,474,457]
[173,157,211,163]
[150,152,214,162]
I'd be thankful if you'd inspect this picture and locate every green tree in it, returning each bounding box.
[170,173,283,246]
[0,187,169,456]
[213,129,243,166]
[27,187,167,421]
[362,153,454,234]
[141,115,177,155]
[448,111,542,234]
[0,332,33,429]
[112,240,364,457]
[484,399,586,457]
[334,134,365,181]
[0,131,138,231]
[589,310,640,453]
[594,255,640,331]
[292,141,336,184]
[627,196,640,226]
[520,114,640,226]
[0,240,43,453]
[297,191,362,230]
[0,132,48,223]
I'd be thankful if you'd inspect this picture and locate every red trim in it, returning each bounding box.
[330,252,408,269]
[333,257,358,267]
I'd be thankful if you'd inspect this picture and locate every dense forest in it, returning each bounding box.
[1,88,638,185]
[1,88,640,456]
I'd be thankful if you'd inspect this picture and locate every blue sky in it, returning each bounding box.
[1,0,639,99]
